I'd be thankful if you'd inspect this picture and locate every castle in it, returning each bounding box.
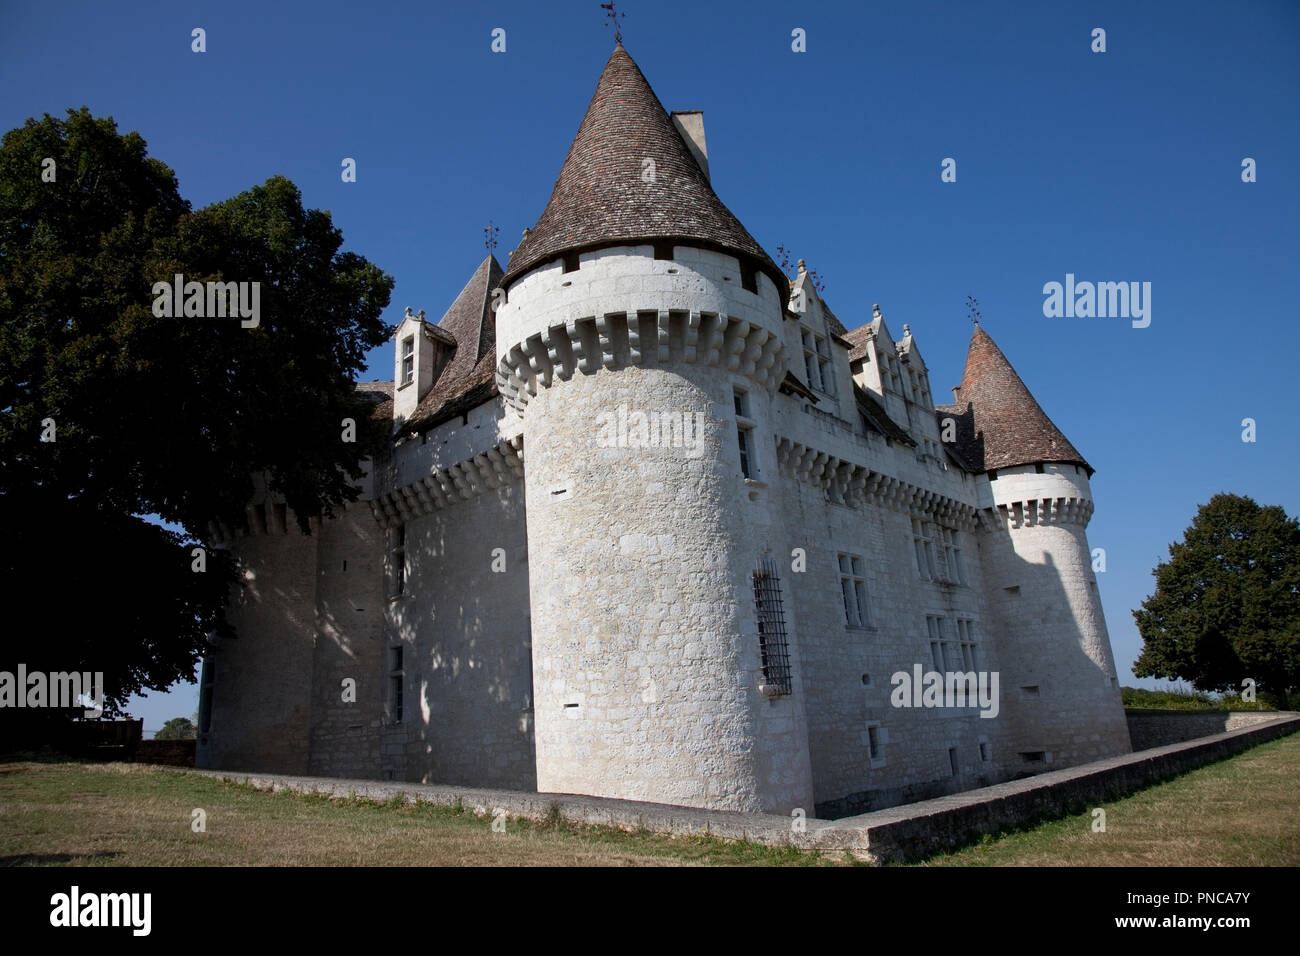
[195,44,1131,818]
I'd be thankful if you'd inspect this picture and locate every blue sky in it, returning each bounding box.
[2,1,1297,733]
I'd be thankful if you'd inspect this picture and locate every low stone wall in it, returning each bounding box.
[838,713,1300,862]
[190,713,1300,863]
[135,739,196,767]
[1125,709,1289,751]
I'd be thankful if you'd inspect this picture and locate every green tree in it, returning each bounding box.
[156,717,197,740]
[0,108,394,720]
[1133,493,1300,708]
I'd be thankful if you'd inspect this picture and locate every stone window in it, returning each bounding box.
[198,659,215,735]
[957,619,979,670]
[937,527,966,584]
[388,646,404,724]
[390,523,408,598]
[866,723,884,766]
[401,335,415,387]
[734,388,756,480]
[801,326,832,395]
[928,615,965,673]
[838,553,872,628]
[912,518,936,580]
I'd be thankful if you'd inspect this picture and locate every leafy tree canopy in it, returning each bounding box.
[156,717,197,740]
[0,108,394,716]
[1133,493,1300,708]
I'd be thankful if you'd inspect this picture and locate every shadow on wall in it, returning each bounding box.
[392,485,537,791]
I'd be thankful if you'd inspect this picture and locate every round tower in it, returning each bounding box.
[949,326,1130,770]
[493,45,815,813]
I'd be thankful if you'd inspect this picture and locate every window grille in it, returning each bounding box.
[752,558,792,695]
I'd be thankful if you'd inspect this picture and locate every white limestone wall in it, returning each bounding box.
[393,399,521,488]
[979,465,1130,767]
[495,245,784,352]
[520,363,813,812]
[782,480,1009,814]
[307,500,387,778]
[497,244,815,813]
[197,505,319,774]
[389,476,536,790]
[764,386,1020,814]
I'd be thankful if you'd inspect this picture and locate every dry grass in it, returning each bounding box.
[3,732,1296,866]
[911,732,1300,866]
[0,760,839,867]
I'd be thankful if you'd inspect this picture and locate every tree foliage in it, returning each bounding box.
[1133,493,1300,708]
[0,108,394,716]
[156,717,197,740]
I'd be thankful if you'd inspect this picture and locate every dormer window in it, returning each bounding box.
[401,336,415,386]
[802,325,832,395]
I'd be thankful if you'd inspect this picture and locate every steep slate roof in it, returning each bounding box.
[407,255,504,432]
[936,324,1091,475]
[501,44,786,306]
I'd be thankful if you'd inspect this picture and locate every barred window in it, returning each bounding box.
[752,558,792,695]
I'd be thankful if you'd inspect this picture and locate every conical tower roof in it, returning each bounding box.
[501,44,785,302]
[940,324,1092,475]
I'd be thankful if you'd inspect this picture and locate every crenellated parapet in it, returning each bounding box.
[496,309,785,413]
[369,436,524,528]
[206,502,322,547]
[775,434,980,531]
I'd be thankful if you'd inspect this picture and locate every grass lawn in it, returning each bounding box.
[1,732,1296,866]
[0,759,838,866]
[909,732,1300,866]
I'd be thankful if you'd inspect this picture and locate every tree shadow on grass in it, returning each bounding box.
[0,851,123,866]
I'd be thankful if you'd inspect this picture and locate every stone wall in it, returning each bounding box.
[135,739,195,767]
[1126,709,1291,751]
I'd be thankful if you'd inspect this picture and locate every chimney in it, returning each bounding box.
[670,110,709,181]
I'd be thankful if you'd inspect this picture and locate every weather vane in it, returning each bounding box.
[484,220,499,254]
[966,295,981,326]
[601,2,625,44]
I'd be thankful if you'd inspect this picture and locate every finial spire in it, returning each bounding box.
[601,2,626,45]
[484,220,499,254]
[966,295,981,327]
